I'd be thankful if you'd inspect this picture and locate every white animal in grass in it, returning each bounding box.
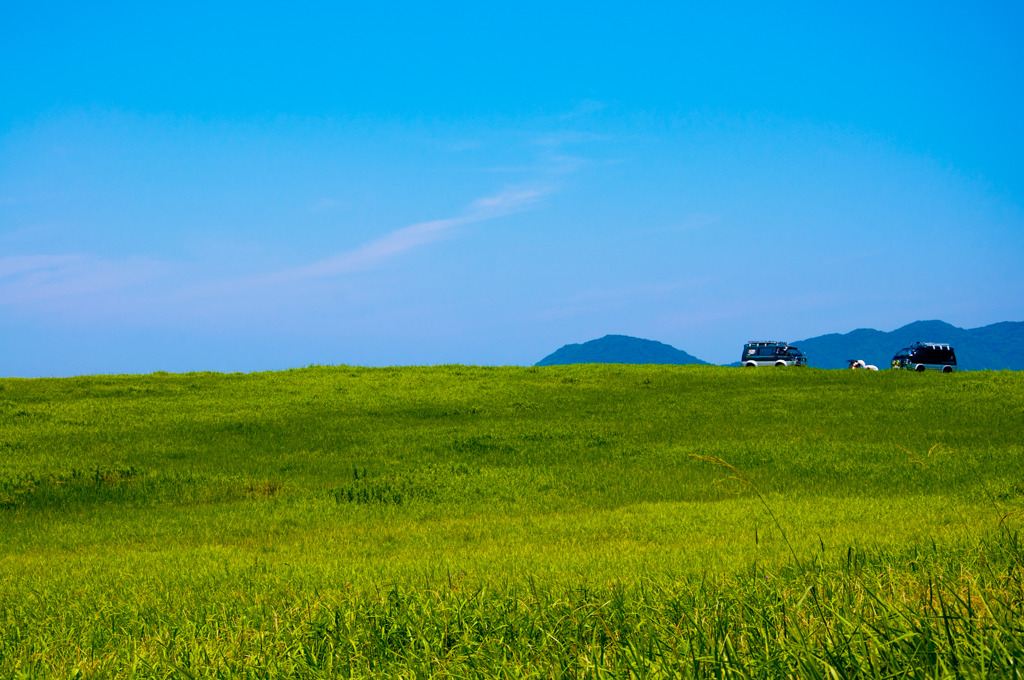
[847,359,879,371]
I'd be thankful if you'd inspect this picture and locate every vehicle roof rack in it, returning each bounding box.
[911,341,953,350]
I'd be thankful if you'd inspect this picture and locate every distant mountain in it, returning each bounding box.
[536,335,709,366]
[791,320,1024,370]
[540,321,1024,370]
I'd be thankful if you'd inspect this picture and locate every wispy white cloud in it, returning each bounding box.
[1,186,553,321]
[0,254,85,279]
[0,254,170,305]
[559,100,607,120]
[482,128,613,176]
[532,130,611,148]
[309,197,349,212]
[274,187,551,281]
[468,187,548,213]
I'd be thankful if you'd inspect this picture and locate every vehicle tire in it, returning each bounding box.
[744,362,756,368]
[915,364,926,372]
[775,361,786,367]
[942,366,953,373]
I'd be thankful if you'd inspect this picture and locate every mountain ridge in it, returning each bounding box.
[790,320,1024,370]
[537,321,1024,370]
[535,334,709,367]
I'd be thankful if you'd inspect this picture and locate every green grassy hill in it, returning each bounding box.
[1,365,1023,677]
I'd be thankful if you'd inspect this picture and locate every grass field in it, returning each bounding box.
[1,365,1023,678]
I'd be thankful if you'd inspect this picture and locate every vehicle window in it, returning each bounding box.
[916,348,954,364]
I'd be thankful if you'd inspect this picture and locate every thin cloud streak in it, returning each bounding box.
[0,254,85,279]
[274,187,551,282]
[0,186,553,328]
[0,254,169,306]
[148,185,556,317]
[668,214,722,232]
[559,100,607,120]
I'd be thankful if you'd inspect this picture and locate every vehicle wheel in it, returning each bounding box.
[942,366,953,373]
[775,361,786,367]
[744,362,756,368]
[915,364,926,372]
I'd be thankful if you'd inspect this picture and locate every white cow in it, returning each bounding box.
[847,359,879,371]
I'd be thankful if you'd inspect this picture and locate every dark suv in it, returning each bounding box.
[891,342,957,372]
[741,341,808,367]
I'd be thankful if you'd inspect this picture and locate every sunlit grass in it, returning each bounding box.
[1,365,1022,677]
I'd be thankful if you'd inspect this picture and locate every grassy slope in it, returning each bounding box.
[1,365,1023,677]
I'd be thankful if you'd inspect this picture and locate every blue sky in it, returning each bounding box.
[2,2,1023,375]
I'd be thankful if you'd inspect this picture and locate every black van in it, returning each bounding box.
[891,342,957,372]
[741,341,807,367]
